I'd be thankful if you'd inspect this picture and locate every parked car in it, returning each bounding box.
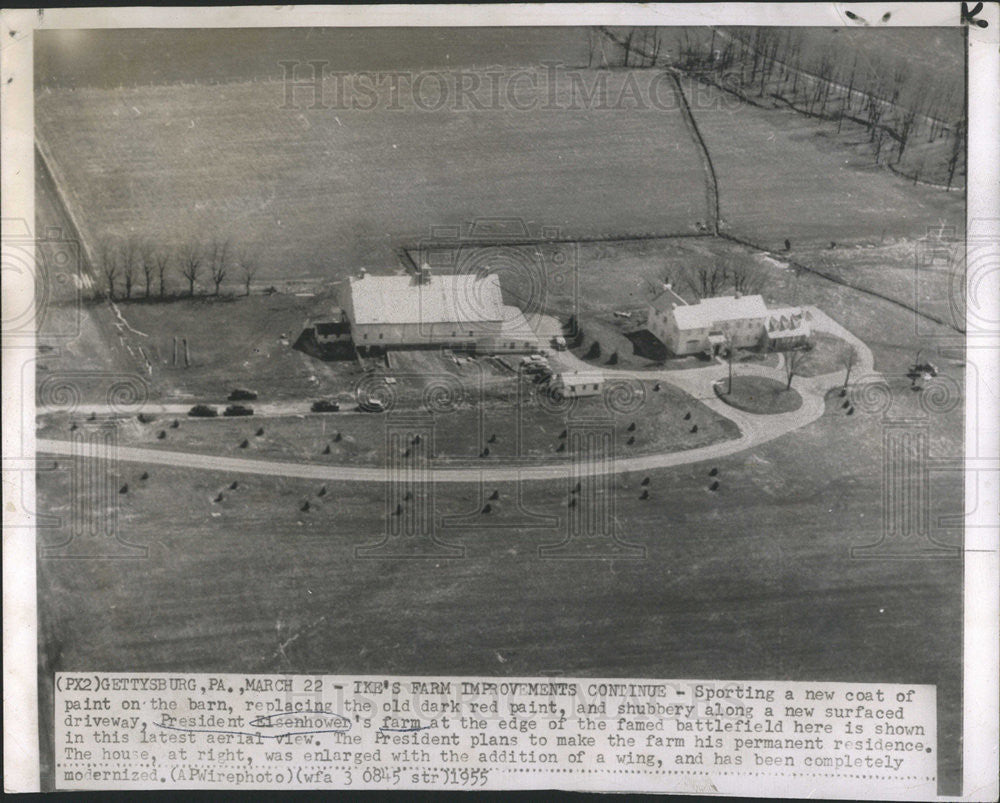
[223,404,254,417]
[228,388,259,401]
[188,404,218,418]
[311,399,341,413]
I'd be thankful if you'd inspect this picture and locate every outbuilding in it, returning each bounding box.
[551,371,605,398]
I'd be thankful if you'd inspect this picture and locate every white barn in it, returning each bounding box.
[340,266,539,354]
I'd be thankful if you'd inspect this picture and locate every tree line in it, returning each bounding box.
[595,26,965,189]
[676,28,965,188]
[96,234,260,301]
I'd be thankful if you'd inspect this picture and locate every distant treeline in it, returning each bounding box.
[596,26,966,190]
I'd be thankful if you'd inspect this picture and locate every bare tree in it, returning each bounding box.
[840,343,860,391]
[140,239,155,298]
[946,120,965,190]
[208,237,230,296]
[620,28,636,67]
[729,255,765,295]
[725,333,736,395]
[120,235,139,300]
[895,99,922,165]
[154,249,171,298]
[98,235,119,300]
[179,239,202,296]
[682,261,729,300]
[784,348,808,390]
[238,248,259,296]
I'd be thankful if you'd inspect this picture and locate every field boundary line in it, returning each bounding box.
[717,231,965,335]
[594,26,965,192]
[664,70,721,235]
[406,231,711,251]
[34,134,97,274]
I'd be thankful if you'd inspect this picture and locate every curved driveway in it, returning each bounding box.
[36,308,874,483]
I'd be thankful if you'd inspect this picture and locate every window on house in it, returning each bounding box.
[363,334,368,340]
[379,333,384,339]
[593,384,598,390]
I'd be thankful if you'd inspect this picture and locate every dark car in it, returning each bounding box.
[188,404,218,418]
[228,388,259,401]
[223,404,254,417]
[310,399,341,413]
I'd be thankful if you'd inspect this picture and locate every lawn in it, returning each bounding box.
[794,331,854,378]
[110,291,361,402]
[714,374,802,414]
[36,68,708,284]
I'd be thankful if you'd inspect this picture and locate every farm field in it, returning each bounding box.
[36,68,708,281]
[683,75,964,250]
[35,365,964,790]
[36,27,593,90]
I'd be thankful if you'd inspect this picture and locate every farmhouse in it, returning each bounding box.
[337,266,539,354]
[551,371,605,399]
[647,288,811,356]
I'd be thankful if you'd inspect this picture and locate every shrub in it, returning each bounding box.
[586,341,602,360]
[311,399,340,413]
[188,404,217,417]
[608,351,619,365]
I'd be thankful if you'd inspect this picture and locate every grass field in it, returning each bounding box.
[37,372,740,467]
[684,75,964,250]
[36,68,708,281]
[36,352,964,789]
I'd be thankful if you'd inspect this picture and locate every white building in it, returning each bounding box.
[647,288,810,356]
[551,371,604,398]
[338,266,540,354]
[761,307,811,350]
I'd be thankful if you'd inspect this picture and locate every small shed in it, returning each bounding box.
[551,371,604,398]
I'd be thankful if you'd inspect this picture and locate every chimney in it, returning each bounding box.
[419,264,432,285]
[358,267,367,280]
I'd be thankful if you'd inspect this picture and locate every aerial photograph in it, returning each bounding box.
[31,24,966,792]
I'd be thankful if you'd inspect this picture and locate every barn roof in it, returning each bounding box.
[672,294,768,330]
[347,272,504,326]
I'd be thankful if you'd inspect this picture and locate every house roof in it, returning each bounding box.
[649,285,689,313]
[347,272,504,326]
[766,306,810,338]
[556,371,604,386]
[672,294,768,331]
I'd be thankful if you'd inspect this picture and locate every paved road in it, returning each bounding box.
[37,308,873,483]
